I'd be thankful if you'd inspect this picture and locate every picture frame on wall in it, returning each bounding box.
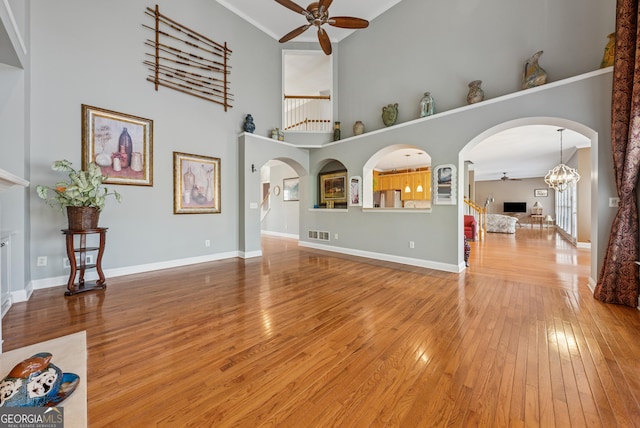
[349,176,362,206]
[283,177,299,201]
[319,170,347,207]
[173,151,221,214]
[433,164,456,205]
[81,104,153,186]
[534,188,549,197]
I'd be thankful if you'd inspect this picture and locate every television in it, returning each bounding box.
[503,201,527,213]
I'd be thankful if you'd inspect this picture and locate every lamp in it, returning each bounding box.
[544,128,580,192]
[415,152,424,192]
[545,214,554,228]
[404,154,411,193]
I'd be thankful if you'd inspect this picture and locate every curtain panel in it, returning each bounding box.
[594,0,640,307]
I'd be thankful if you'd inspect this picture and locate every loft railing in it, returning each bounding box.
[464,198,487,241]
[283,95,332,132]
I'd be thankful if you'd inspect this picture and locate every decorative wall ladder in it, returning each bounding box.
[144,5,233,111]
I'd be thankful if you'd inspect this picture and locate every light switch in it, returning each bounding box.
[250,202,258,209]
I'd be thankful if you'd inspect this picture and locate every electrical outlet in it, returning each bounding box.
[63,255,93,268]
[37,256,47,267]
[409,241,415,249]
[205,239,211,247]
[334,233,339,240]
[609,197,620,208]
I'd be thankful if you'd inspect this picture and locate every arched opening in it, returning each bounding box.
[260,160,300,239]
[316,159,348,209]
[363,144,432,209]
[460,117,598,281]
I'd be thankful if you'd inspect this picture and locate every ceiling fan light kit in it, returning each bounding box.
[544,128,580,192]
[501,172,522,181]
[276,0,369,55]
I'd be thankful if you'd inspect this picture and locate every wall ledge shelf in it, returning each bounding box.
[362,208,431,213]
[308,208,349,212]
[0,169,29,192]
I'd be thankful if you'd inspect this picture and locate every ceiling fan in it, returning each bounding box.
[275,0,369,55]
[501,172,522,181]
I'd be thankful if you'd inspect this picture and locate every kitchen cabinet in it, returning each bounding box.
[377,174,402,191]
[377,170,431,200]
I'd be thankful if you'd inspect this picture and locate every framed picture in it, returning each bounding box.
[433,164,456,205]
[283,177,299,201]
[349,176,362,206]
[81,104,153,186]
[534,188,549,197]
[319,170,347,206]
[173,152,220,214]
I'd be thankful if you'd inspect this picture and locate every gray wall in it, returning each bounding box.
[476,178,555,218]
[336,0,615,137]
[0,0,29,299]
[0,0,618,297]
[290,72,613,274]
[27,0,282,282]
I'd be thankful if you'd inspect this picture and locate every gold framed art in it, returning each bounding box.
[81,104,153,186]
[173,152,221,214]
[319,170,347,207]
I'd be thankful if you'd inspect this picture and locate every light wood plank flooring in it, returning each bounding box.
[3,228,640,427]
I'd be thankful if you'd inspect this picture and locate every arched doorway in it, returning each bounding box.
[460,117,598,282]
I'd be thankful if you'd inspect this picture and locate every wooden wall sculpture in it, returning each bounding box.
[144,5,233,111]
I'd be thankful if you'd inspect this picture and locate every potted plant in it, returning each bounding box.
[36,159,121,230]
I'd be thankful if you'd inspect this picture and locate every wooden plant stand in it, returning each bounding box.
[61,228,108,296]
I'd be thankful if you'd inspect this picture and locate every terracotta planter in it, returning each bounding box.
[66,206,100,230]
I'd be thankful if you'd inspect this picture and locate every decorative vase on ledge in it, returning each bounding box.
[382,103,399,127]
[521,50,547,89]
[353,120,364,135]
[466,80,484,104]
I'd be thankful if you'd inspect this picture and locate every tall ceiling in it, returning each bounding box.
[217,1,593,182]
[216,0,403,43]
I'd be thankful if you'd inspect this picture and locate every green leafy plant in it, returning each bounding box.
[36,160,122,212]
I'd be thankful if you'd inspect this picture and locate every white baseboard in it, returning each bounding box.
[298,241,462,273]
[261,230,299,240]
[27,251,240,293]
[239,250,262,259]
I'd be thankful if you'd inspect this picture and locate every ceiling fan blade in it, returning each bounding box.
[317,27,332,55]
[328,16,369,29]
[275,0,308,15]
[278,24,311,43]
[318,0,334,13]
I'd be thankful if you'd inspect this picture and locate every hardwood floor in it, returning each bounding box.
[3,228,640,427]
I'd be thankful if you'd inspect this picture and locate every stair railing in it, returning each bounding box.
[464,198,487,241]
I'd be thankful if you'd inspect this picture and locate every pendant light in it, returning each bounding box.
[404,154,411,193]
[544,128,580,192]
[415,151,425,192]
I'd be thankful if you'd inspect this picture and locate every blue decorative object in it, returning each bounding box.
[243,114,255,133]
[0,352,79,407]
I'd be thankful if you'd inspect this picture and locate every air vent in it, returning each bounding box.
[308,230,330,241]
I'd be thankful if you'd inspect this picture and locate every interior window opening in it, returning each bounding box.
[372,148,432,209]
[282,50,332,133]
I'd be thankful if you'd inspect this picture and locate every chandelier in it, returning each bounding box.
[544,128,580,192]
